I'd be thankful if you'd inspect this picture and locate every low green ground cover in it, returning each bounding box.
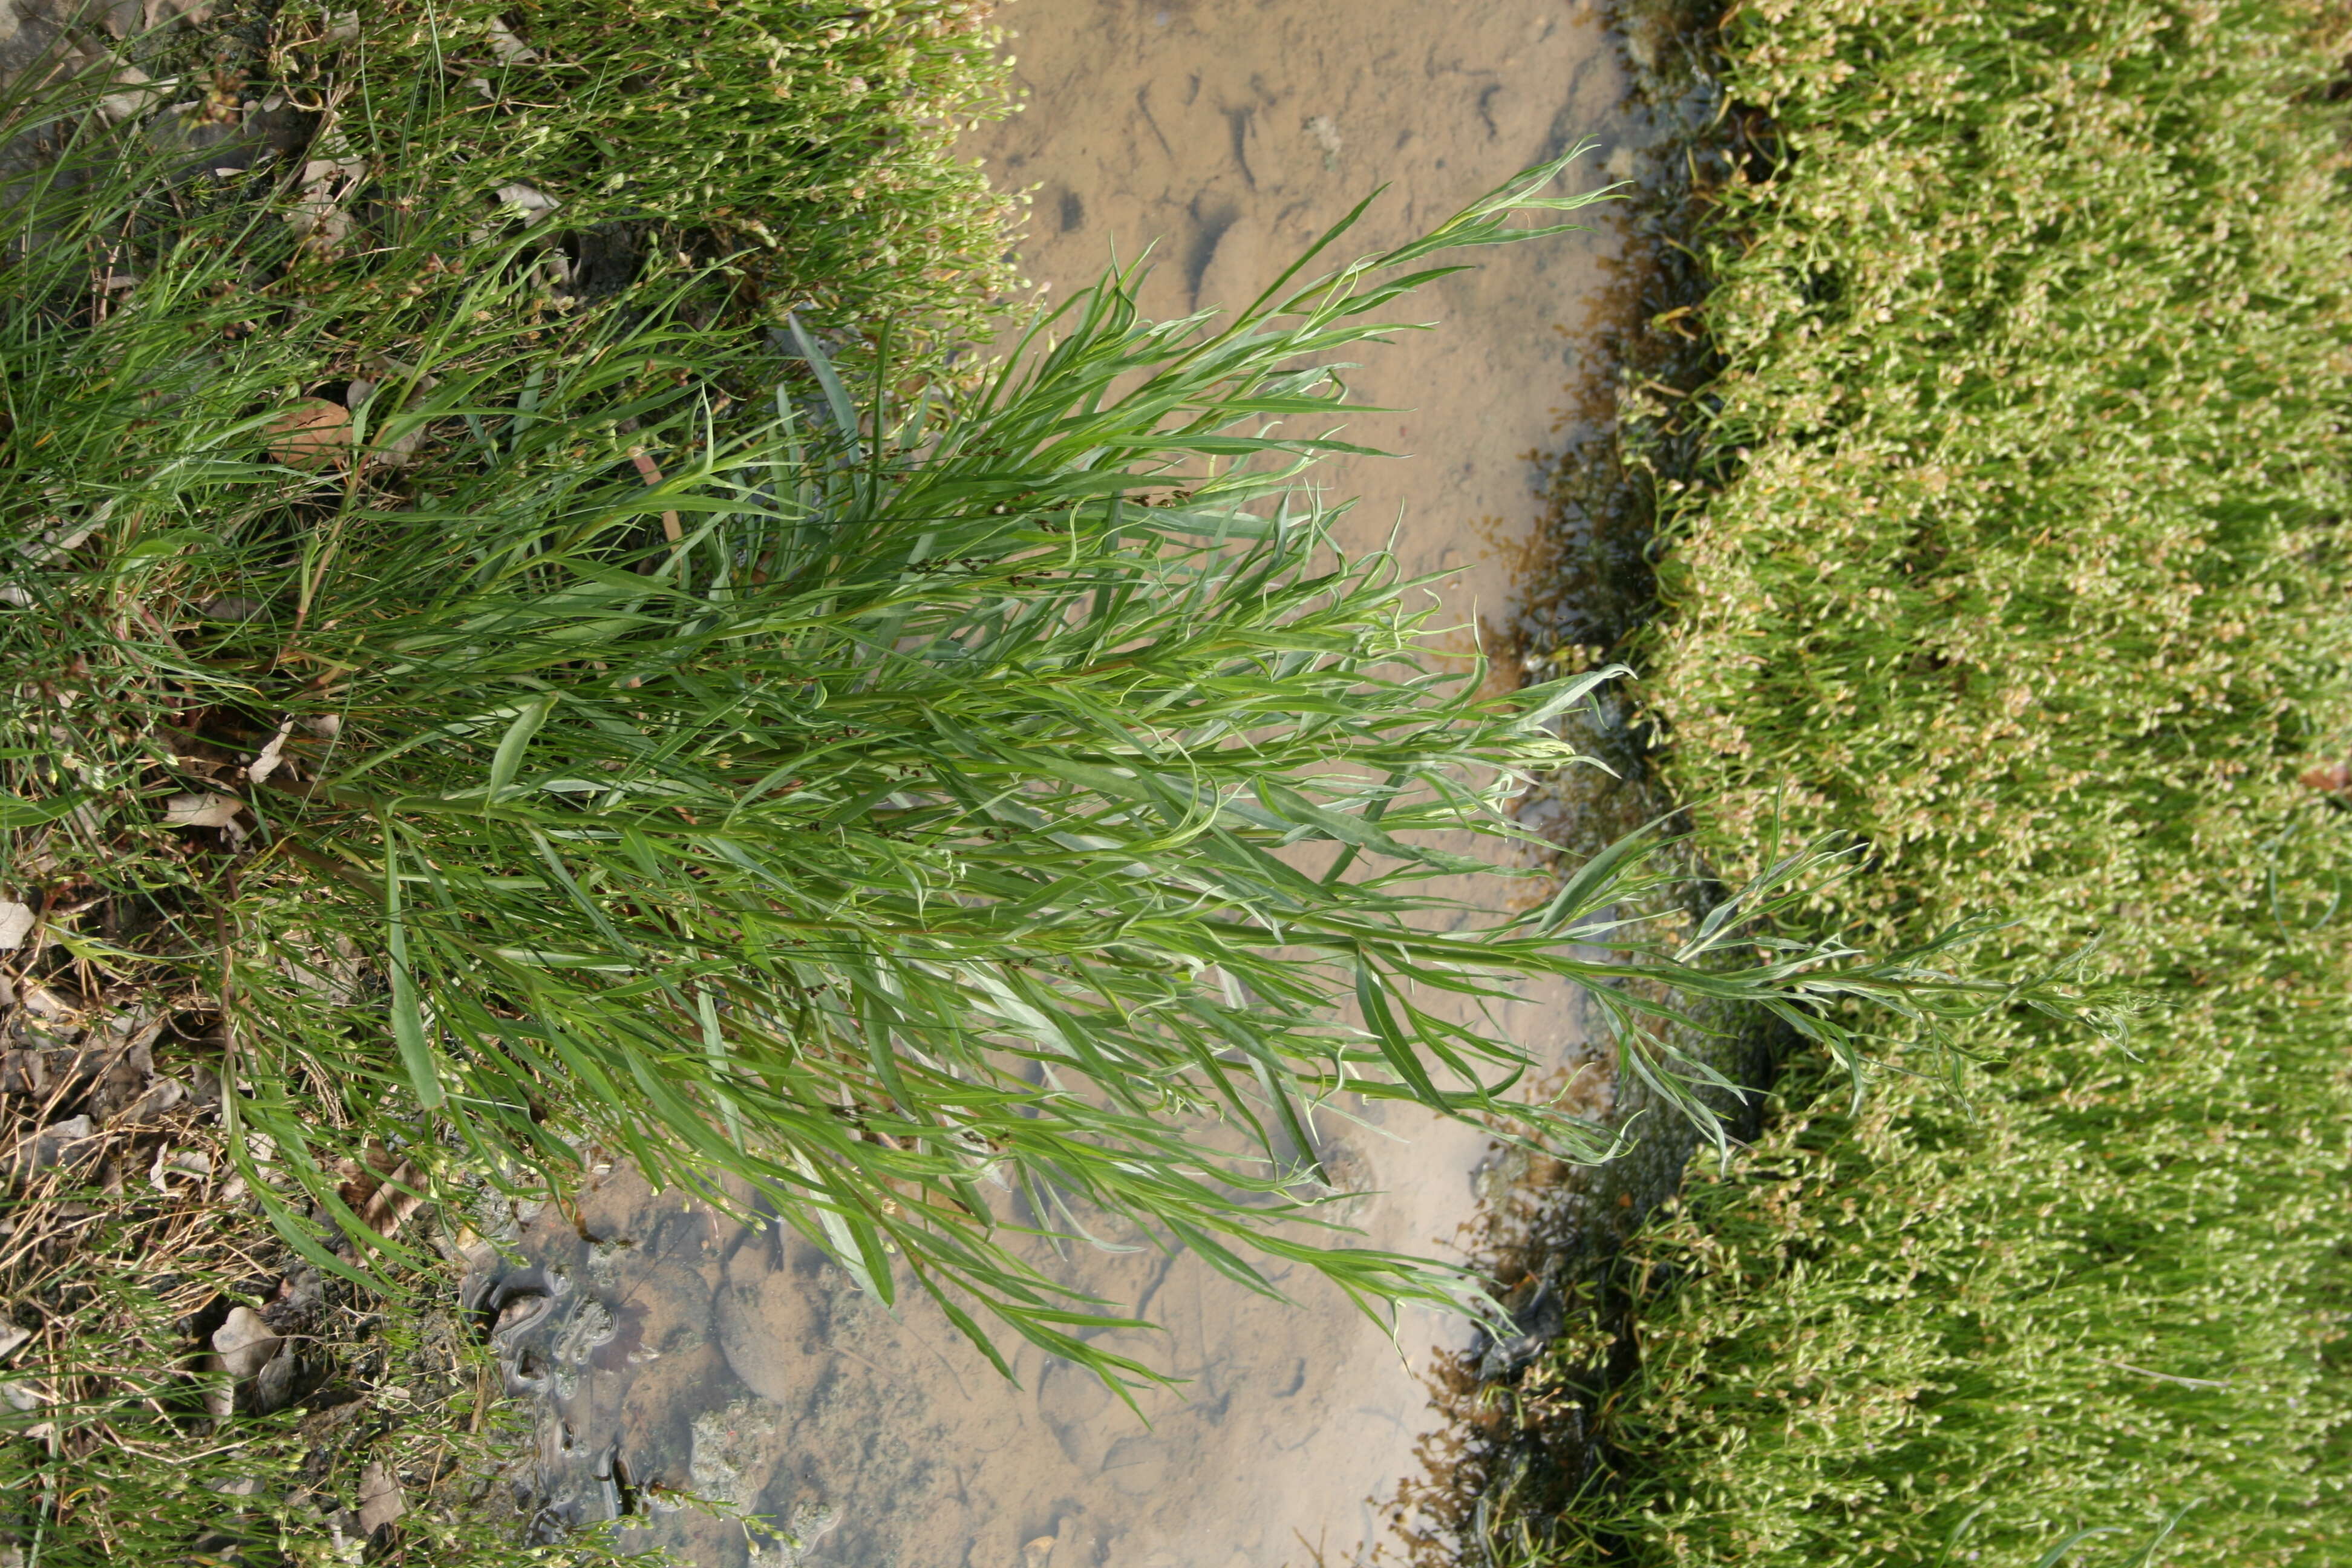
[1529,2,2352,1564]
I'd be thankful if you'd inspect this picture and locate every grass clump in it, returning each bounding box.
[4,1,1014,1558]
[1512,1,2352,1564]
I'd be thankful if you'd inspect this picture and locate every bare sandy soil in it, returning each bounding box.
[976,0,1637,644]
[491,5,1650,1566]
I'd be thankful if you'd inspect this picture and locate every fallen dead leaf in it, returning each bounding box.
[357,1461,407,1534]
[0,902,32,952]
[494,182,560,223]
[14,508,109,565]
[301,154,367,189]
[267,399,351,469]
[163,792,243,829]
[2299,761,2351,795]
[246,721,295,786]
[118,1076,188,1126]
[357,1158,427,1241]
[149,1145,212,1191]
[1,1371,51,1440]
[17,984,68,1020]
[97,64,170,125]
[486,18,538,63]
[8,1116,96,1178]
[212,1305,281,1380]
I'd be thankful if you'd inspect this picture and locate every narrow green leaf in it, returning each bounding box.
[382,834,445,1110]
[487,695,556,801]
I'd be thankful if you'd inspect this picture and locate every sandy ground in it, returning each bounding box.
[977,0,1637,641]
[492,5,1649,1566]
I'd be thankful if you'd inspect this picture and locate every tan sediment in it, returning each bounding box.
[495,5,1644,1564]
[977,0,1633,658]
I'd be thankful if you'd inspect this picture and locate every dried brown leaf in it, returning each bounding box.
[2297,761,2351,795]
[358,1461,407,1534]
[266,399,351,468]
[212,1305,281,1380]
